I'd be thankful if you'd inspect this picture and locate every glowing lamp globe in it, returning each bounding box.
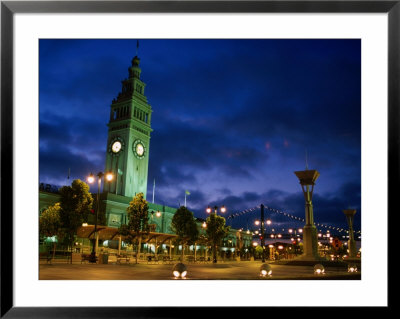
[260,264,272,277]
[172,263,187,279]
[87,174,95,184]
[105,172,113,182]
[348,264,358,273]
[314,264,325,275]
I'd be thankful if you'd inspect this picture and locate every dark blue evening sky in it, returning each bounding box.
[39,39,361,234]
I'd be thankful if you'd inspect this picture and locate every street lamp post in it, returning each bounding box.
[265,219,271,259]
[289,228,296,257]
[270,228,279,260]
[149,210,161,256]
[206,205,226,263]
[206,205,226,216]
[150,210,162,228]
[87,172,113,263]
[260,204,266,263]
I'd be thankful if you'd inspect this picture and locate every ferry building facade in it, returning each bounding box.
[39,55,252,259]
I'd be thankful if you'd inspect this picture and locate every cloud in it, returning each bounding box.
[182,181,361,232]
[39,39,361,234]
[39,114,107,186]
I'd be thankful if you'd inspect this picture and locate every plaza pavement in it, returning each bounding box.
[39,260,361,280]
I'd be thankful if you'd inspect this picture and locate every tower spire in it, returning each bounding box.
[136,40,139,56]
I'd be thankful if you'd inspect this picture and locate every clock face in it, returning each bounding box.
[111,141,122,153]
[136,143,144,156]
[133,139,146,158]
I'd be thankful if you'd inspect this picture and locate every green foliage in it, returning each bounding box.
[205,213,230,245]
[171,206,199,245]
[253,245,267,259]
[58,179,93,244]
[119,193,149,263]
[39,203,62,238]
[255,245,263,254]
[206,213,230,263]
[125,192,149,234]
[118,224,134,245]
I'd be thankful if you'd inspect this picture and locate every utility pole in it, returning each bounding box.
[260,204,266,263]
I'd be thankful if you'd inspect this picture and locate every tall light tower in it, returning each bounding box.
[294,169,321,260]
[343,209,357,259]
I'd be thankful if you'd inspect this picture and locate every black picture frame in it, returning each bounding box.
[1,0,395,317]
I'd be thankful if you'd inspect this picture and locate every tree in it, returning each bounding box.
[58,179,93,263]
[254,245,263,260]
[205,213,230,263]
[171,206,199,261]
[39,203,62,260]
[119,192,149,264]
[117,224,134,254]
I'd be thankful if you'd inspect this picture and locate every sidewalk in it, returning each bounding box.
[39,260,361,280]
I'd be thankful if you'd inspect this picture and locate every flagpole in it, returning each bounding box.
[152,179,155,204]
[184,190,190,207]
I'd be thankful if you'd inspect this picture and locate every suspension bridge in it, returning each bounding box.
[225,203,361,238]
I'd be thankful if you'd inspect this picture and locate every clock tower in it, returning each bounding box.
[104,55,152,199]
